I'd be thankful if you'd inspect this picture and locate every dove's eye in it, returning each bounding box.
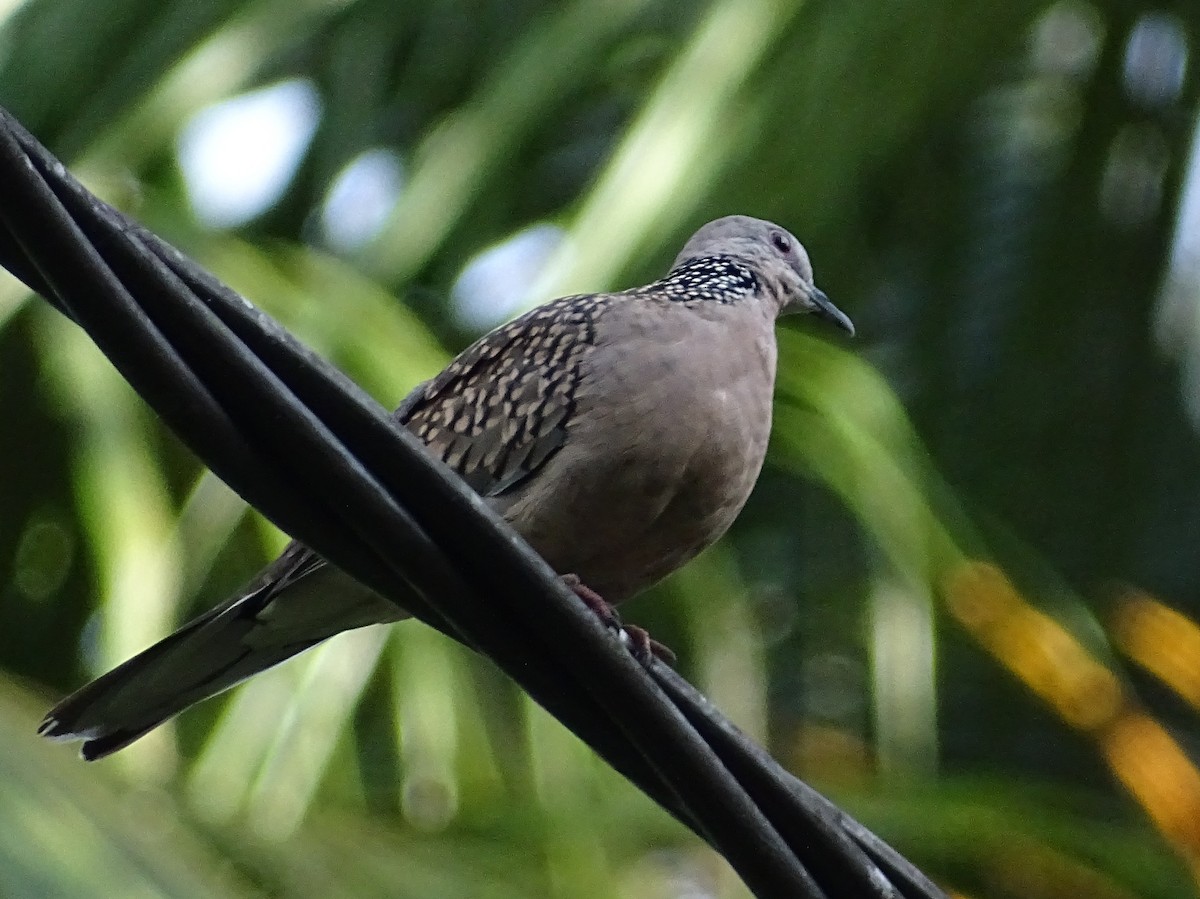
[770,230,791,255]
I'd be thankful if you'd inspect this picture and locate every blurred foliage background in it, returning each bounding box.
[1,0,1199,896]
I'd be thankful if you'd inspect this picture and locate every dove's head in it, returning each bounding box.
[672,215,854,335]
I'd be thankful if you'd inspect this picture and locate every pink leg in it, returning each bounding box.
[561,574,676,665]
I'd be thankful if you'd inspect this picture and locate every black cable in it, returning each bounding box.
[0,105,947,899]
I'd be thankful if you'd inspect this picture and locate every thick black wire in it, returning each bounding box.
[653,667,947,897]
[0,105,947,899]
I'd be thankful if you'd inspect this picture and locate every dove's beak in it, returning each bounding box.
[802,287,855,336]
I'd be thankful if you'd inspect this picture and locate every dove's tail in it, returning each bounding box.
[39,591,322,760]
[40,557,402,761]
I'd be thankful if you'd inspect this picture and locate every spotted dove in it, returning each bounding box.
[40,214,854,759]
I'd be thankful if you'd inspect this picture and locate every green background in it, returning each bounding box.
[1,0,1199,896]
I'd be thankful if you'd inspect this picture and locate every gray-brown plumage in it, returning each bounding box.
[40,214,854,759]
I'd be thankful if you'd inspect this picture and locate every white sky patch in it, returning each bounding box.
[451,224,566,331]
[178,79,321,229]
[0,0,30,34]
[320,148,404,253]
[1156,104,1200,424]
[1028,1,1104,79]
[1122,12,1188,107]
